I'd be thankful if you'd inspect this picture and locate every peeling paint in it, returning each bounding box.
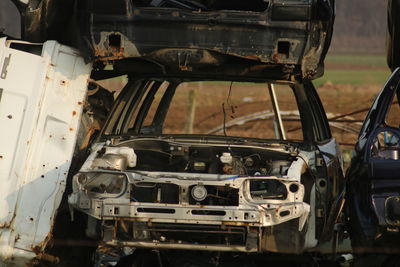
[0,38,91,265]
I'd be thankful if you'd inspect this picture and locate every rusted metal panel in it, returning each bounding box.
[0,38,91,265]
[16,0,334,80]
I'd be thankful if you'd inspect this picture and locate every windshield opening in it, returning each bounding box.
[103,80,304,141]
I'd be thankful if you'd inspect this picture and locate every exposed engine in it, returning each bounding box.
[90,138,293,177]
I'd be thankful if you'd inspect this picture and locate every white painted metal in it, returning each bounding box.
[0,38,91,265]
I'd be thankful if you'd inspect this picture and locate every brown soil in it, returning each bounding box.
[317,83,382,148]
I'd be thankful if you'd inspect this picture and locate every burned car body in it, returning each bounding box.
[346,68,400,253]
[12,0,334,80]
[68,77,343,264]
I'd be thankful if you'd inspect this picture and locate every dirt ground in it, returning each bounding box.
[318,83,381,144]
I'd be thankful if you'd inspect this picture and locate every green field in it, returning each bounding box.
[325,54,388,67]
[315,54,391,87]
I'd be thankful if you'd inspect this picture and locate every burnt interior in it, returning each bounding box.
[143,0,269,12]
[90,0,269,13]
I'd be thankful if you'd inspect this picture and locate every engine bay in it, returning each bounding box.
[91,138,295,177]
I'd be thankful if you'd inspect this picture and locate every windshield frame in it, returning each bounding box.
[99,77,331,146]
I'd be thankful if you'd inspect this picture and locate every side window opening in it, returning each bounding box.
[127,81,174,135]
[104,80,149,135]
[122,81,156,133]
[131,81,162,132]
[142,81,170,127]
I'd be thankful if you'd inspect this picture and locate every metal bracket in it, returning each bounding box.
[1,54,11,79]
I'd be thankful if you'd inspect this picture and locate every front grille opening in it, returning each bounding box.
[192,210,226,216]
[250,179,288,200]
[137,208,176,214]
[131,183,179,204]
[188,185,239,206]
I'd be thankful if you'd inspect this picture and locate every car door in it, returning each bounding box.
[0,38,91,264]
[346,68,400,250]
[357,68,400,178]
[362,68,400,227]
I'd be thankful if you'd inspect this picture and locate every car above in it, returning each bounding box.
[12,0,334,80]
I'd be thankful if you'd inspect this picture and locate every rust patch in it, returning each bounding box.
[33,252,60,264]
[244,55,261,61]
[248,65,270,71]
[94,32,140,61]
[72,111,77,116]
[272,51,280,63]
[69,128,74,131]
[0,222,11,228]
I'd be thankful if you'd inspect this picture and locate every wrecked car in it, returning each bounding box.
[13,0,334,80]
[67,75,344,265]
[346,68,400,254]
[1,0,341,265]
